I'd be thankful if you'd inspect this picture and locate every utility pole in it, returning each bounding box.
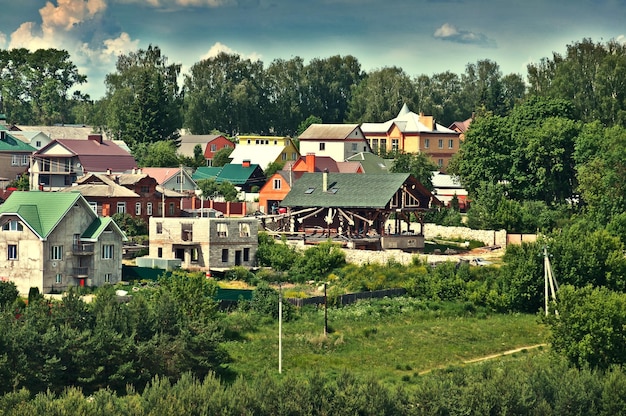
[544,246,559,316]
[278,282,283,374]
[324,283,328,336]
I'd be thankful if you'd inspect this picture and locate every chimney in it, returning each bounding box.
[106,168,112,175]
[323,168,328,192]
[306,153,315,173]
[88,134,103,144]
[242,160,251,168]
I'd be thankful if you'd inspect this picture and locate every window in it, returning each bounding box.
[135,202,141,215]
[282,152,287,161]
[371,139,378,152]
[351,143,358,151]
[89,202,97,213]
[50,245,63,260]
[36,140,41,148]
[169,203,175,215]
[156,222,162,234]
[176,175,185,184]
[55,274,62,284]
[140,186,150,193]
[239,222,251,237]
[424,138,430,149]
[147,203,153,216]
[243,247,250,262]
[2,220,23,231]
[7,244,17,260]
[438,159,444,168]
[11,155,19,166]
[221,249,229,262]
[21,155,29,166]
[319,143,325,151]
[116,202,126,214]
[292,152,297,160]
[191,248,198,262]
[158,202,163,216]
[448,139,454,149]
[380,139,387,151]
[104,273,111,283]
[217,223,228,237]
[273,179,281,190]
[210,144,217,152]
[157,247,163,258]
[102,244,114,259]
[438,139,443,149]
[392,139,399,152]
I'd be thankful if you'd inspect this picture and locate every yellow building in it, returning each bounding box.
[229,136,300,170]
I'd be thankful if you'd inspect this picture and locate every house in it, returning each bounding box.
[9,130,52,150]
[177,134,234,166]
[59,172,188,221]
[432,172,469,211]
[0,128,36,186]
[193,161,266,193]
[229,135,299,170]
[145,216,258,271]
[30,134,137,190]
[0,191,127,295]
[280,172,441,250]
[361,104,460,171]
[139,167,197,193]
[298,124,372,162]
[448,116,473,141]
[257,153,363,214]
[345,152,394,174]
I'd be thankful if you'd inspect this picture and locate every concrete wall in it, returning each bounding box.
[387,220,507,247]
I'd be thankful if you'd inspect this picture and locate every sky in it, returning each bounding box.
[1,0,625,100]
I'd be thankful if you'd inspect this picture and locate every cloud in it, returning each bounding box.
[200,42,262,61]
[114,0,237,6]
[0,32,6,49]
[433,23,496,47]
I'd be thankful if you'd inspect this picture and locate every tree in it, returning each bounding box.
[549,285,626,369]
[134,140,181,167]
[0,281,18,309]
[211,146,233,167]
[111,213,147,237]
[265,57,307,136]
[100,45,183,151]
[390,152,437,191]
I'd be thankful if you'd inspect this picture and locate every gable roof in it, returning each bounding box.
[36,138,137,172]
[60,173,139,197]
[82,216,128,242]
[298,124,362,141]
[140,167,193,185]
[345,152,393,174]
[0,131,37,152]
[215,163,266,186]
[228,145,289,170]
[178,134,226,158]
[281,173,412,209]
[193,166,224,181]
[0,191,91,239]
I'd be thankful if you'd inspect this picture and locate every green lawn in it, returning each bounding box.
[222,298,549,386]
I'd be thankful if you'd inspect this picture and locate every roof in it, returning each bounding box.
[193,166,223,180]
[298,124,361,140]
[0,131,37,152]
[15,125,109,140]
[229,145,287,169]
[60,174,139,197]
[345,152,393,174]
[215,163,265,186]
[0,191,89,239]
[281,173,411,208]
[449,117,473,133]
[37,138,137,172]
[140,167,186,184]
[177,134,226,158]
[361,104,456,134]
[82,217,127,242]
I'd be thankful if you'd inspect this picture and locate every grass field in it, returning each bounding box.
[222,297,549,386]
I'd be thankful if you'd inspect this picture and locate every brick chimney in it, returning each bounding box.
[323,168,328,192]
[306,153,316,173]
[88,134,103,144]
[242,160,251,168]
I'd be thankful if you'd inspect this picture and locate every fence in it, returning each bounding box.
[286,288,406,307]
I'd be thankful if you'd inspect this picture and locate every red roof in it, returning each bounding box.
[45,138,137,173]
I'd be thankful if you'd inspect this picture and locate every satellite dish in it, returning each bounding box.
[76,162,81,168]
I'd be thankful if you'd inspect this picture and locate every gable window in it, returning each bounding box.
[7,244,17,260]
[273,179,281,190]
[221,249,229,262]
[135,202,142,215]
[217,223,228,237]
[116,202,126,214]
[2,220,23,231]
[36,140,41,148]
[424,138,430,149]
[319,143,325,151]
[147,203,153,216]
[176,175,185,184]
[239,222,251,237]
[448,139,454,149]
[50,245,63,261]
[438,139,443,149]
[102,244,114,259]
[140,186,150,193]
[210,144,217,152]
[392,139,399,152]
[55,274,62,284]
[351,143,358,151]
[89,201,97,213]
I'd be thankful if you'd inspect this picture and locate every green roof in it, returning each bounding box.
[82,216,127,241]
[0,131,37,152]
[0,191,83,238]
[281,173,410,208]
[216,163,263,185]
[193,166,223,180]
[345,152,393,174]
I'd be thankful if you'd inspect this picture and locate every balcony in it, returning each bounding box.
[73,243,94,255]
[72,267,89,277]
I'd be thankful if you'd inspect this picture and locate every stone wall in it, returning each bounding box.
[386,220,507,247]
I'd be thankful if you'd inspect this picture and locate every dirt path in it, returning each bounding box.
[418,343,547,375]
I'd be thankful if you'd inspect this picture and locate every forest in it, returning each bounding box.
[2,37,626,413]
